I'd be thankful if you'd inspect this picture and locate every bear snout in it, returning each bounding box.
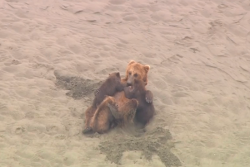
[127,82,132,86]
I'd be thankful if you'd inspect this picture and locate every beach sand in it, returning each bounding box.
[0,0,250,167]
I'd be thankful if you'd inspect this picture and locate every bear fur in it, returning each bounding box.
[121,60,153,103]
[83,72,124,134]
[88,96,117,134]
[89,95,139,134]
[110,91,139,127]
[93,72,124,108]
[124,78,155,127]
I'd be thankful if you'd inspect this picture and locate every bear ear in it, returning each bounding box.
[128,60,136,65]
[116,72,120,78]
[144,65,150,73]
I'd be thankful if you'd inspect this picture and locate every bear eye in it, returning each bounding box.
[134,73,138,77]
[129,72,132,75]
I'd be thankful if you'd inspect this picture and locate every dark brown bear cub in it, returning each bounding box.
[83,72,124,134]
[124,78,155,128]
[93,72,124,108]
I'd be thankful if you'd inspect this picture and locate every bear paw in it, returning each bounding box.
[82,127,94,134]
[145,90,153,103]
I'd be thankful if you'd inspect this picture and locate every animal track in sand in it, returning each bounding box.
[15,127,25,134]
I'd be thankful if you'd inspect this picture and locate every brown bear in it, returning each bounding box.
[89,95,138,134]
[124,78,155,127]
[110,91,139,127]
[121,60,153,103]
[93,72,124,108]
[88,96,117,134]
[83,72,124,134]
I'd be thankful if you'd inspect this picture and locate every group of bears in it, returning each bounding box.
[82,60,155,134]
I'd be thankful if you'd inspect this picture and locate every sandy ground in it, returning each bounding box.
[0,0,250,167]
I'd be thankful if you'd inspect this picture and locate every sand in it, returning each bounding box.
[0,0,250,167]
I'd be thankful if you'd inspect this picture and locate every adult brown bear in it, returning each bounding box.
[121,60,153,104]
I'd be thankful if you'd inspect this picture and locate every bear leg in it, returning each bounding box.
[83,105,96,135]
[145,90,153,103]
[82,127,94,134]
[95,112,112,134]
[92,96,116,134]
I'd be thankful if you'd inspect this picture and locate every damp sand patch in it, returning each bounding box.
[98,127,182,167]
[54,70,102,100]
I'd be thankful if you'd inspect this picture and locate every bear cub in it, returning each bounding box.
[89,95,139,134]
[109,92,139,127]
[89,96,119,134]
[124,78,155,128]
[83,72,124,134]
[93,72,124,108]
